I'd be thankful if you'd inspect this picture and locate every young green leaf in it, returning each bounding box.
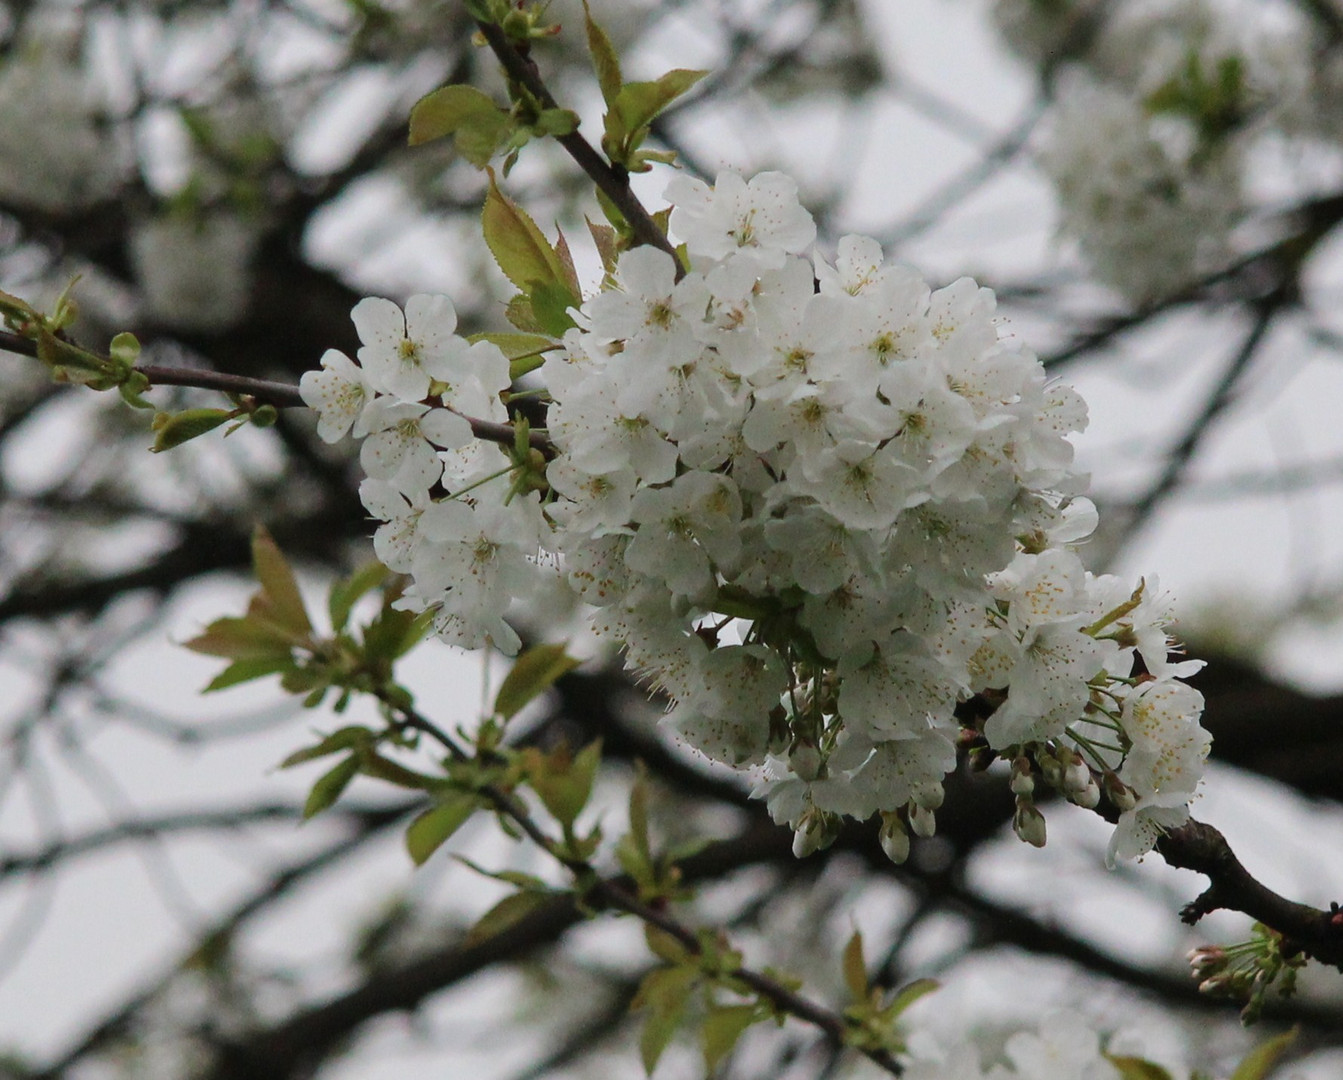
[279,725,375,768]
[632,965,698,1076]
[481,174,579,309]
[701,1003,760,1072]
[1230,1027,1297,1080]
[523,739,602,831]
[251,526,314,638]
[493,642,580,720]
[303,754,360,819]
[150,408,233,452]
[582,0,623,107]
[204,655,296,692]
[464,890,555,947]
[841,930,868,1002]
[327,561,388,633]
[405,793,480,865]
[408,84,513,166]
[182,615,296,660]
[1108,1058,1176,1080]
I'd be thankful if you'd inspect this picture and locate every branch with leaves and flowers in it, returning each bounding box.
[2,0,1340,1074]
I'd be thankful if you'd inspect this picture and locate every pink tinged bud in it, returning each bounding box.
[908,802,936,838]
[1188,945,1226,977]
[1013,799,1047,848]
[1102,770,1137,811]
[879,813,910,865]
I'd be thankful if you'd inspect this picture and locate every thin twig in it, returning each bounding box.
[391,698,905,1076]
[472,20,681,268]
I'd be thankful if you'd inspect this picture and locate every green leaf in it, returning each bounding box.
[204,655,295,692]
[605,69,708,168]
[303,754,360,819]
[494,643,581,720]
[553,227,581,302]
[408,84,513,165]
[279,726,375,768]
[1230,1027,1297,1080]
[183,615,295,660]
[841,930,868,1002]
[701,1003,760,1072]
[524,739,602,831]
[481,174,578,308]
[504,294,544,333]
[405,793,479,865]
[362,603,421,664]
[454,855,551,892]
[357,751,441,790]
[470,329,558,368]
[587,218,619,275]
[327,561,388,632]
[464,890,554,946]
[633,965,698,1075]
[150,408,233,452]
[583,0,623,106]
[1108,1058,1176,1080]
[108,331,141,365]
[252,526,313,638]
[614,70,706,135]
[880,977,939,1021]
[532,108,579,137]
[530,279,579,337]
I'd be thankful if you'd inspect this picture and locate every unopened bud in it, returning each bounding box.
[1036,748,1064,789]
[1009,755,1035,797]
[1070,779,1100,808]
[1013,799,1047,848]
[908,802,937,838]
[879,813,910,865]
[792,810,827,858]
[1063,753,1091,794]
[1102,770,1137,811]
[1187,945,1226,977]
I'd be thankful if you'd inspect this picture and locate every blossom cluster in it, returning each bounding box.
[1000,0,1343,302]
[905,1010,1184,1080]
[301,170,1211,865]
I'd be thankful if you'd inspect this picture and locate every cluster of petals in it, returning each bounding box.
[302,169,1211,863]
[1012,0,1343,302]
[300,294,535,654]
[905,1010,1126,1080]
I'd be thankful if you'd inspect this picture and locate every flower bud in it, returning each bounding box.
[1069,779,1100,808]
[1013,799,1047,848]
[879,813,910,865]
[908,802,937,838]
[792,810,828,858]
[1036,747,1064,789]
[1009,755,1035,797]
[1102,770,1137,811]
[1187,945,1226,978]
[1063,752,1091,794]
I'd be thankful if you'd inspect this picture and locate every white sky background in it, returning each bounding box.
[7,0,1343,1076]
